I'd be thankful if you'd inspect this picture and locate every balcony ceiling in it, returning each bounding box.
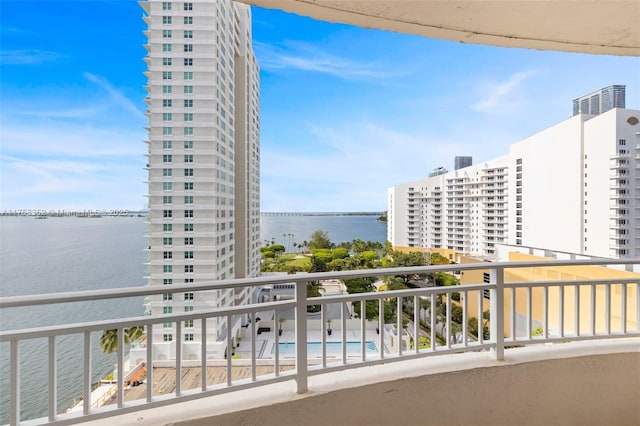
[242,0,640,56]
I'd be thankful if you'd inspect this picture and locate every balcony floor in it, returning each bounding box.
[87,338,640,426]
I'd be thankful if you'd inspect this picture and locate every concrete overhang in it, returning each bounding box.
[242,1,640,56]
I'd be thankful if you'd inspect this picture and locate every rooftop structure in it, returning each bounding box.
[572,85,626,116]
[454,156,472,170]
[428,166,448,177]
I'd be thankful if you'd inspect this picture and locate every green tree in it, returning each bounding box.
[269,244,285,258]
[307,281,322,312]
[327,258,348,271]
[435,272,459,286]
[309,229,331,250]
[429,252,451,265]
[99,327,145,354]
[310,256,328,273]
[331,247,349,260]
[351,239,367,254]
[389,251,428,285]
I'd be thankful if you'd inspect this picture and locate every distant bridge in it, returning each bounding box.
[260,212,384,217]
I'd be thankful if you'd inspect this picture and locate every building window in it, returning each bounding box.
[163,113,172,121]
[163,195,172,204]
[163,265,172,273]
[185,265,194,273]
[184,224,194,232]
[184,2,193,11]
[184,182,194,190]
[163,140,173,149]
[163,99,172,108]
[184,251,193,259]
[184,168,193,177]
[162,16,172,25]
[163,322,172,329]
[163,334,173,342]
[619,139,626,145]
[184,30,193,38]
[184,210,194,218]
[185,237,194,245]
[184,292,194,300]
[184,333,194,341]
[163,182,173,191]
[184,127,193,136]
[162,168,172,177]
[163,57,172,66]
[162,71,172,80]
[184,196,194,204]
[184,154,193,163]
[163,237,173,245]
[162,85,172,94]
[163,293,173,301]
[163,251,173,259]
[184,320,194,328]
[184,140,193,149]
[162,30,172,39]
[163,306,173,314]
[163,43,172,52]
[184,85,193,94]
[184,16,193,24]
[184,58,193,66]
[184,306,194,312]
[184,44,193,52]
[163,278,173,285]
[184,99,193,108]
[184,72,193,80]
[184,113,193,121]
[163,224,173,232]
[163,2,172,10]
[162,155,172,163]
[163,210,172,218]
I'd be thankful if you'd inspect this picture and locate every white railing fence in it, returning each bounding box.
[1,259,639,425]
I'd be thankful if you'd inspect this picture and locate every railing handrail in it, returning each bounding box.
[2,258,639,425]
[1,258,637,308]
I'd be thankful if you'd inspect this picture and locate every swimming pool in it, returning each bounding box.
[273,341,378,356]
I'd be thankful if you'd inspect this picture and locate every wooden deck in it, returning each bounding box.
[105,366,294,404]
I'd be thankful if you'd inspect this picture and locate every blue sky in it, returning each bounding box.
[1,1,639,212]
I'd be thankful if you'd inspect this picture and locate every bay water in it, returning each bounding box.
[0,214,386,422]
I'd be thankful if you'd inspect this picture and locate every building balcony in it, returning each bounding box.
[1,259,639,425]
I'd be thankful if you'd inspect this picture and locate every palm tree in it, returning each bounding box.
[99,329,119,354]
[126,326,145,343]
[99,326,145,354]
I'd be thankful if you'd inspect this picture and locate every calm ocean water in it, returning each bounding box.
[0,214,386,422]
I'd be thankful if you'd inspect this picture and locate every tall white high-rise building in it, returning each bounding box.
[141,0,260,360]
[389,103,640,259]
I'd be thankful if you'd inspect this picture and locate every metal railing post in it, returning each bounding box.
[295,279,308,393]
[490,267,505,360]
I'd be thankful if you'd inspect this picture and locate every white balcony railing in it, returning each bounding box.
[1,259,639,425]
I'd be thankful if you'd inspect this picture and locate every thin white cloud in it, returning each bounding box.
[471,70,540,113]
[1,121,145,158]
[0,49,62,65]
[84,72,143,116]
[1,155,145,210]
[255,41,401,80]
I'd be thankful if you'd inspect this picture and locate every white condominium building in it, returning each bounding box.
[388,157,509,256]
[141,0,260,361]
[389,96,640,259]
